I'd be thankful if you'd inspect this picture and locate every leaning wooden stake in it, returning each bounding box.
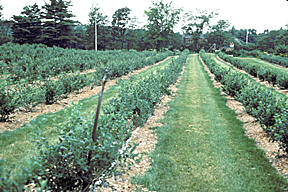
[87,71,109,167]
[92,73,108,142]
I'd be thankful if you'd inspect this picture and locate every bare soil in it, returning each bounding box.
[51,69,97,81]
[95,59,187,192]
[199,55,288,179]
[0,57,171,133]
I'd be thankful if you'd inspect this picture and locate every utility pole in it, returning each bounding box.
[95,17,98,51]
[246,30,249,44]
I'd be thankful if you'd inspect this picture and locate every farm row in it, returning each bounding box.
[259,53,288,68]
[0,43,166,83]
[218,52,288,89]
[0,50,189,191]
[200,50,288,154]
[1,46,287,191]
[236,50,288,68]
[0,47,173,121]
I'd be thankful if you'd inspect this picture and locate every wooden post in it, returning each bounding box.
[87,71,109,168]
[92,74,107,142]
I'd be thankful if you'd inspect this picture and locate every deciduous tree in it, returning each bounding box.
[257,29,288,54]
[145,0,181,51]
[112,7,131,49]
[182,9,217,52]
[206,19,233,50]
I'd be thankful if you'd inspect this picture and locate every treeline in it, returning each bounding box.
[0,0,182,51]
[180,10,288,55]
[229,27,288,56]
[0,1,287,53]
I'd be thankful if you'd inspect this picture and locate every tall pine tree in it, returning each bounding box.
[41,0,76,48]
[12,3,42,44]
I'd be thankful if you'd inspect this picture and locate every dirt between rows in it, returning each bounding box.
[216,55,288,97]
[94,60,187,192]
[199,55,288,179]
[47,68,97,82]
[0,57,171,133]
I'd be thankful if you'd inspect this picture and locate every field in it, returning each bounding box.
[1,44,288,191]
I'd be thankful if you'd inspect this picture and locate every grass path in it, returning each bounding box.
[136,54,288,191]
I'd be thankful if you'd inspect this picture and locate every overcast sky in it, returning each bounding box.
[0,0,287,33]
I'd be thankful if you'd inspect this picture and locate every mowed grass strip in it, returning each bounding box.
[135,54,288,191]
[0,57,173,173]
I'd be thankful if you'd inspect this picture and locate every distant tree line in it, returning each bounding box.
[181,9,288,55]
[0,0,287,54]
[229,27,288,55]
[0,0,183,51]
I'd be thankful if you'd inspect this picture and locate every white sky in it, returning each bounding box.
[0,0,287,33]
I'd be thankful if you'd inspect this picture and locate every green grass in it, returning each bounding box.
[209,54,233,69]
[135,54,288,191]
[0,57,173,173]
